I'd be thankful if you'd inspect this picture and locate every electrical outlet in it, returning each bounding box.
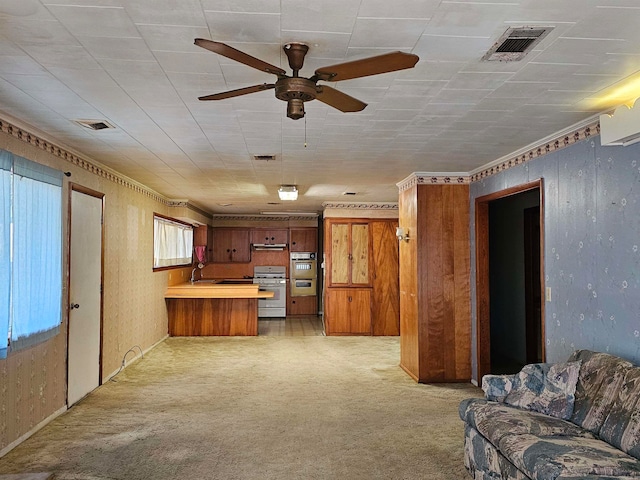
[546,287,552,302]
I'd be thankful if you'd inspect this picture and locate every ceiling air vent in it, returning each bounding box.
[482,27,553,62]
[253,154,276,161]
[74,119,115,131]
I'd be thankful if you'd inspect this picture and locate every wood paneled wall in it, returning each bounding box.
[399,183,471,383]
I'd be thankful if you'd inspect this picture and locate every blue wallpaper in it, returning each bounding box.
[470,136,640,381]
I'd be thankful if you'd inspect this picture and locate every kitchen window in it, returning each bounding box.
[1,150,63,358]
[153,214,194,270]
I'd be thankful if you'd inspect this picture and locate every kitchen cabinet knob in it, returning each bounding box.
[292,241,296,245]
[271,237,274,240]
[232,249,236,252]
[226,249,231,253]
[70,303,80,310]
[348,296,352,302]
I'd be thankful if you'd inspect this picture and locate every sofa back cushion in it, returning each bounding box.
[569,349,633,434]
[599,367,640,460]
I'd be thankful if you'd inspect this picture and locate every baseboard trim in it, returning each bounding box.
[0,405,67,458]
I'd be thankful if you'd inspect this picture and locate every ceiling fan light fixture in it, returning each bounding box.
[278,185,298,201]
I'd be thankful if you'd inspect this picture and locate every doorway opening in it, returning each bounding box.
[475,180,544,381]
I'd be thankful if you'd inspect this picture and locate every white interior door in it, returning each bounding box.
[68,188,103,406]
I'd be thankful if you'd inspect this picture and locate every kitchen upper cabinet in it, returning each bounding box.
[194,225,215,263]
[250,228,288,245]
[290,228,317,252]
[324,288,371,335]
[212,228,251,263]
[326,220,371,287]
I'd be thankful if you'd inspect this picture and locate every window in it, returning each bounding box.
[153,214,193,269]
[1,150,63,358]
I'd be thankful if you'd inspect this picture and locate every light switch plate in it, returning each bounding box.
[546,287,552,302]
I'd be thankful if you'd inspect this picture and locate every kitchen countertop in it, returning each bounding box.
[165,281,274,299]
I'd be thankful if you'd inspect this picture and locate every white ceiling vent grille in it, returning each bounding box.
[482,27,553,61]
[74,119,115,131]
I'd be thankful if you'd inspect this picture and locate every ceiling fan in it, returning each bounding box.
[194,39,419,120]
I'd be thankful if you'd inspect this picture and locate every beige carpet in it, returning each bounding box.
[0,336,482,479]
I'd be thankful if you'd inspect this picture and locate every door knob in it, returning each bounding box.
[70,303,80,310]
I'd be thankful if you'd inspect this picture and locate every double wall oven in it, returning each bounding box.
[290,252,317,297]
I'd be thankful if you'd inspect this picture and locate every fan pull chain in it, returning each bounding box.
[304,116,307,148]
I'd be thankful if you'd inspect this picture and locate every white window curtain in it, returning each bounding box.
[0,151,62,356]
[153,216,193,268]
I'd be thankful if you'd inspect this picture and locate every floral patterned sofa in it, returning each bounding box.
[459,350,640,479]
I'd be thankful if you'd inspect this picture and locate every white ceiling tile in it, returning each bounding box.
[124,0,207,26]
[77,36,155,61]
[137,24,211,52]
[203,11,281,44]
[46,5,139,38]
[350,18,428,49]
[280,0,360,34]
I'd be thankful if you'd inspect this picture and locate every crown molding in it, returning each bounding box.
[212,215,319,222]
[396,173,470,192]
[167,199,212,219]
[322,201,398,210]
[469,118,600,181]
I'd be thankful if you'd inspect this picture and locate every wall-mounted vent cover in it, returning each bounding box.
[74,119,115,131]
[253,154,276,161]
[482,27,553,61]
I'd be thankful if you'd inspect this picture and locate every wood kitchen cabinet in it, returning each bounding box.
[324,288,371,335]
[211,228,251,263]
[290,228,317,252]
[250,228,288,245]
[194,225,215,262]
[326,220,371,287]
[286,291,317,316]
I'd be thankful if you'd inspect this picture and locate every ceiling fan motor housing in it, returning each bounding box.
[275,77,317,119]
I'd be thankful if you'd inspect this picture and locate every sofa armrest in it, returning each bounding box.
[482,373,516,402]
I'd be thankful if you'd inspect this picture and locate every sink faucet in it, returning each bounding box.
[190,267,199,283]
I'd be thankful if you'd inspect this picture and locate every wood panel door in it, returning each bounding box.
[351,224,370,285]
[371,220,400,336]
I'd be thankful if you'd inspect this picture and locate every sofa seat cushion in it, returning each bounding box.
[498,433,640,480]
[460,398,593,447]
[600,367,640,460]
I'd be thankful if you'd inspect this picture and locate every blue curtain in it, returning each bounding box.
[0,152,10,358]
[1,151,62,355]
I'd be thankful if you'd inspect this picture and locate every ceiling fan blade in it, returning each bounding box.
[315,85,367,112]
[194,38,286,76]
[314,51,419,82]
[198,84,275,101]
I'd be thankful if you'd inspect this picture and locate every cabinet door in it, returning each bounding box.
[194,225,208,246]
[290,228,317,252]
[251,228,288,245]
[325,289,351,334]
[288,296,317,315]
[351,223,370,286]
[330,223,350,285]
[206,226,214,262]
[349,289,372,334]
[212,228,250,263]
[371,221,400,336]
[212,228,233,263]
[325,288,371,335]
[230,229,251,262]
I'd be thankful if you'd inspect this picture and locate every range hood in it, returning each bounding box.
[251,243,288,251]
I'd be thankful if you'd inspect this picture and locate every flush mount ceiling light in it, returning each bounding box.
[278,185,298,201]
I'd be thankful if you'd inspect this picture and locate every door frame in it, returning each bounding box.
[66,183,105,399]
[475,179,545,381]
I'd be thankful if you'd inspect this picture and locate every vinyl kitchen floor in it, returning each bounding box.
[258,315,324,336]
